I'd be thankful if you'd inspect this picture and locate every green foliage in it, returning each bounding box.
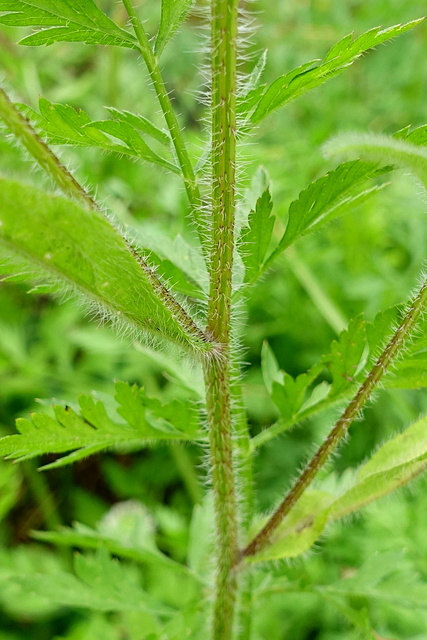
[244,19,424,124]
[265,161,390,267]
[240,187,275,283]
[0,0,137,48]
[20,99,177,172]
[0,178,212,354]
[0,381,202,468]
[250,415,427,562]
[155,0,194,56]
[0,1,426,639]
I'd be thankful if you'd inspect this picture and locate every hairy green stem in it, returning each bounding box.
[204,0,240,637]
[243,276,427,559]
[121,0,206,251]
[0,85,213,355]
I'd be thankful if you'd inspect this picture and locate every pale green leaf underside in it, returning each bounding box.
[0,179,211,353]
[245,19,423,124]
[265,160,389,269]
[0,0,137,48]
[324,129,427,190]
[0,381,203,468]
[155,0,193,56]
[20,99,178,173]
[249,415,427,562]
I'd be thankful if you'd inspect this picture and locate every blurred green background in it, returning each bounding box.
[0,1,426,638]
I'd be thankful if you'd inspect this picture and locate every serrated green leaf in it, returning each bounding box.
[394,124,427,146]
[0,179,212,354]
[265,161,389,268]
[247,19,424,124]
[325,129,427,190]
[0,381,204,467]
[0,0,137,48]
[240,188,275,282]
[155,0,193,56]
[21,99,179,173]
[252,319,367,449]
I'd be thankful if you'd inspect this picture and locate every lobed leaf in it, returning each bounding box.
[0,381,204,468]
[0,0,137,48]
[0,179,212,354]
[265,160,390,269]
[20,99,179,173]
[245,19,424,124]
[155,0,194,56]
[240,187,275,283]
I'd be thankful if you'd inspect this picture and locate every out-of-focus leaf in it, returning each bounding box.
[325,128,427,189]
[33,501,197,579]
[4,548,171,615]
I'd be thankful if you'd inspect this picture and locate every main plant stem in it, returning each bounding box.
[204,0,240,638]
[243,276,427,559]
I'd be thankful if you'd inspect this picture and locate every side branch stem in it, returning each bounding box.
[243,276,427,559]
[121,0,205,251]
